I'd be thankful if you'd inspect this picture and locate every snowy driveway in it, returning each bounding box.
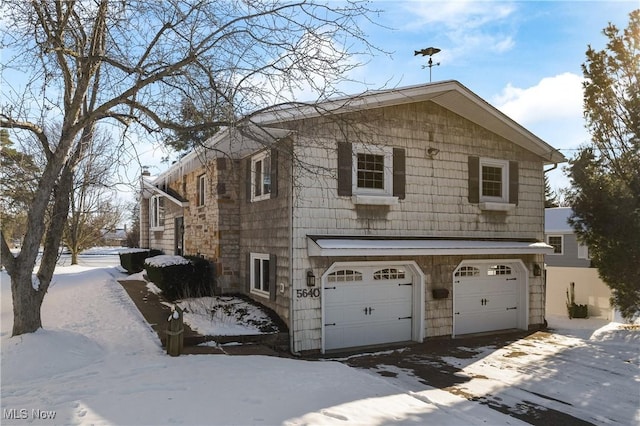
[336,318,639,425]
[2,265,639,425]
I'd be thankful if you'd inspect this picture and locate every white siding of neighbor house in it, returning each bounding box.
[285,102,547,352]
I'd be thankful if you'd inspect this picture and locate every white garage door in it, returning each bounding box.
[323,266,413,351]
[454,263,522,336]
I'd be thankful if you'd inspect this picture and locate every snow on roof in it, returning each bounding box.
[545,207,573,234]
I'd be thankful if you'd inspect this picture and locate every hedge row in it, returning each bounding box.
[144,255,215,301]
[119,249,164,274]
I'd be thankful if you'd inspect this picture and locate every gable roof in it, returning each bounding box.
[252,80,566,165]
[545,207,573,233]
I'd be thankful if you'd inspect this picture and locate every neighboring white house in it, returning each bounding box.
[544,207,615,320]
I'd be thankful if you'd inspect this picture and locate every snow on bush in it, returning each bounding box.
[144,255,190,268]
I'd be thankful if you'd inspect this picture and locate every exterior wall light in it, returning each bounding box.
[533,263,542,276]
[306,270,316,287]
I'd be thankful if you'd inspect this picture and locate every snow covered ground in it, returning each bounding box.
[1,260,638,425]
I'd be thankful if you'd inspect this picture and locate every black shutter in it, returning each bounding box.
[245,159,252,202]
[337,142,352,196]
[245,252,252,293]
[509,161,519,205]
[393,148,406,200]
[468,156,480,203]
[270,148,278,199]
[269,254,277,301]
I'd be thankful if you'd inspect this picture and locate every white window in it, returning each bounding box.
[197,174,206,206]
[488,265,512,276]
[480,158,509,203]
[352,144,393,196]
[150,195,165,229]
[455,266,480,277]
[578,243,590,259]
[373,268,406,280]
[251,151,271,201]
[250,253,270,296]
[327,269,363,282]
[547,235,563,255]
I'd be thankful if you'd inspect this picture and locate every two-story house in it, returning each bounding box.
[544,207,614,320]
[140,80,565,354]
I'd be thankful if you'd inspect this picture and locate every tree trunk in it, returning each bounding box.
[9,162,74,336]
[71,249,79,265]
[10,266,46,335]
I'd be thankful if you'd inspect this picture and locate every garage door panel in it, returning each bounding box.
[455,309,518,335]
[454,262,522,336]
[324,266,414,351]
[325,318,412,349]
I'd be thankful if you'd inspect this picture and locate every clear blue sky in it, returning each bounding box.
[340,0,638,192]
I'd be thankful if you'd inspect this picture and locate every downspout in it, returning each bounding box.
[541,163,557,329]
[289,140,301,356]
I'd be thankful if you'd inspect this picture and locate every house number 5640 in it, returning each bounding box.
[296,288,320,298]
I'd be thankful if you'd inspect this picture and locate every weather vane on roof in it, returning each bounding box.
[414,47,441,82]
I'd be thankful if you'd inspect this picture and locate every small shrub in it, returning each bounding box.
[145,260,194,301]
[566,282,589,319]
[144,255,215,301]
[119,249,164,274]
[183,255,216,298]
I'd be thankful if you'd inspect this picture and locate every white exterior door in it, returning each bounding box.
[453,262,523,336]
[323,265,414,351]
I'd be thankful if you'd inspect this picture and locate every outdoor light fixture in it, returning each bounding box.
[427,147,440,157]
[533,263,542,277]
[306,270,316,287]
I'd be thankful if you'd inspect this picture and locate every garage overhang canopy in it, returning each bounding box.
[307,236,553,257]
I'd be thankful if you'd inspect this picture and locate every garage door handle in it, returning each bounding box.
[398,283,412,286]
[398,316,412,320]
[506,307,517,310]
[506,278,517,281]
[324,286,336,290]
[324,323,336,327]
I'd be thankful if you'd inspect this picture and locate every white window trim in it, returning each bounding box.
[149,195,165,230]
[250,252,270,297]
[352,143,393,197]
[578,243,590,260]
[197,174,206,207]
[251,151,271,202]
[479,157,509,203]
[547,235,564,255]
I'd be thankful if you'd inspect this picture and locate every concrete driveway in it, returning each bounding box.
[331,317,639,426]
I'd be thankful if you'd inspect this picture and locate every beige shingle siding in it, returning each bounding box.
[286,101,547,351]
[239,140,292,324]
[289,102,545,240]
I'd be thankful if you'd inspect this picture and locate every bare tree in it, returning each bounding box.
[63,130,123,264]
[0,0,377,335]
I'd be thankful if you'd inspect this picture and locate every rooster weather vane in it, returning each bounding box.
[414,47,441,82]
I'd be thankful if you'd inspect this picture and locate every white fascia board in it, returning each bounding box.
[141,180,188,207]
[308,238,554,257]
